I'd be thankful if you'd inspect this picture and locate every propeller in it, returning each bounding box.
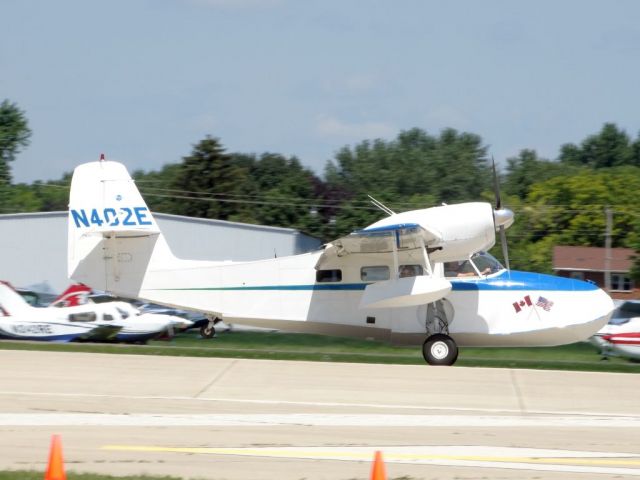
[492,157,513,270]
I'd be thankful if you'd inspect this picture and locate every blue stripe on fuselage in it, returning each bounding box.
[152,270,598,293]
[450,270,598,291]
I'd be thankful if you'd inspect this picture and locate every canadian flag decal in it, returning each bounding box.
[513,295,533,313]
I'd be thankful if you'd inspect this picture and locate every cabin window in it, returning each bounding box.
[316,269,342,283]
[611,274,633,292]
[102,313,114,321]
[361,266,390,281]
[399,264,423,278]
[68,312,96,322]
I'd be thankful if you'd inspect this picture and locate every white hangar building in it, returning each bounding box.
[0,211,322,294]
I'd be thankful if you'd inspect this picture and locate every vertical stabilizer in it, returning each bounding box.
[50,284,92,307]
[67,160,175,297]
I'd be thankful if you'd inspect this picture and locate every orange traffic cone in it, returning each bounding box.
[44,434,66,480]
[370,450,387,480]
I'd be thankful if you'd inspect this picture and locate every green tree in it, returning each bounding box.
[325,127,491,236]
[134,163,183,214]
[0,100,32,185]
[505,167,640,273]
[240,153,323,236]
[170,136,249,220]
[559,123,637,168]
[503,149,576,200]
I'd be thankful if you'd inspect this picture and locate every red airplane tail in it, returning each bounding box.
[50,284,92,308]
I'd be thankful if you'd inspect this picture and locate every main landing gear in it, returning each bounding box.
[422,299,458,366]
[200,316,221,339]
[422,334,458,366]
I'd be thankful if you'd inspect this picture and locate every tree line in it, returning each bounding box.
[2,99,640,276]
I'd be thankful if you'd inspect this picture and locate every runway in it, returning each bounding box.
[0,349,639,479]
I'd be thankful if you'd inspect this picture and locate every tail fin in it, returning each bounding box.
[50,284,92,307]
[0,281,35,316]
[68,160,176,297]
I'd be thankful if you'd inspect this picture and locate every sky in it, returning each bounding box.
[3,0,640,183]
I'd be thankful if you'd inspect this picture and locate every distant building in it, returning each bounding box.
[553,246,638,299]
[0,211,322,294]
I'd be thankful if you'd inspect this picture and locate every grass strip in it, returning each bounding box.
[0,330,638,373]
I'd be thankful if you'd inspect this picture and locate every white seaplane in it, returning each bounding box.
[67,158,615,365]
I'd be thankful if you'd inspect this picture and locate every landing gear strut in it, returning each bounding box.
[422,334,458,366]
[422,299,457,365]
[200,316,221,339]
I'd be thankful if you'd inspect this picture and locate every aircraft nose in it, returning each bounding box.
[564,280,614,338]
[493,208,514,229]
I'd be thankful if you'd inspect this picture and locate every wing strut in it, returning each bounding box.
[392,230,399,279]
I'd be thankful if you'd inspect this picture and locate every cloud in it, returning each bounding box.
[315,115,396,140]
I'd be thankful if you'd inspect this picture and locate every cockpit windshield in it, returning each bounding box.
[608,301,640,325]
[470,251,504,275]
[444,252,504,278]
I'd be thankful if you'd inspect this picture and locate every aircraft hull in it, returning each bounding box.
[145,269,613,347]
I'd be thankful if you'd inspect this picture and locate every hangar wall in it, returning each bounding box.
[0,211,322,293]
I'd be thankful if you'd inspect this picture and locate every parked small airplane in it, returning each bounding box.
[591,301,640,360]
[50,284,192,343]
[0,281,120,342]
[67,158,615,365]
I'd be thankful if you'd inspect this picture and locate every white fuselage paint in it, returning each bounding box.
[127,246,613,347]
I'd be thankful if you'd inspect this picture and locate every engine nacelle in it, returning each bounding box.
[365,202,500,262]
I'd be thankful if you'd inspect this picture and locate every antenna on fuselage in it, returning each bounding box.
[368,195,395,216]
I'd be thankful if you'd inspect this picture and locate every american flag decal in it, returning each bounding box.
[536,296,554,312]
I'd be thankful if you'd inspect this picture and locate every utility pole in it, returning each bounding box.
[604,207,612,292]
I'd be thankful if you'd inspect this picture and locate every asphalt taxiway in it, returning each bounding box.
[0,349,639,479]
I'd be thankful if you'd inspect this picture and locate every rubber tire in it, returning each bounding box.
[200,324,216,339]
[422,334,458,366]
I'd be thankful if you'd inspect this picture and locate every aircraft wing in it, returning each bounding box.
[316,223,434,268]
[316,223,452,308]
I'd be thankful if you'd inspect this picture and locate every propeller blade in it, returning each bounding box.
[499,225,510,271]
[492,156,501,210]
[492,157,510,271]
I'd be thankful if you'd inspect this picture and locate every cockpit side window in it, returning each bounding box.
[316,269,342,283]
[399,264,423,278]
[444,260,476,278]
[68,312,96,322]
[361,266,390,281]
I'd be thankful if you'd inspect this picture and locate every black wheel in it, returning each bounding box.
[200,323,216,339]
[422,334,458,366]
